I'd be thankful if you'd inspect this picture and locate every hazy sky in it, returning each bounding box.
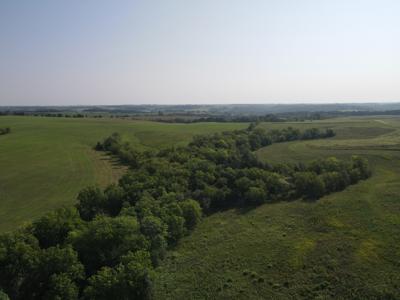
[0,0,399,105]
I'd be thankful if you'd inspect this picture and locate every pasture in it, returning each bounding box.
[1,115,400,298]
[154,116,400,299]
[0,116,245,231]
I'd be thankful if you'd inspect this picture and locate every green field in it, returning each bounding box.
[0,116,245,232]
[154,116,400,299]
[2,115,400,298]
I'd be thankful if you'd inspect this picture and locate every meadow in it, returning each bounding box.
[1,115,400,298]
[0,116,245,232]
[154,116,400,299]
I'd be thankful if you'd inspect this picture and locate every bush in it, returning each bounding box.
[179,200,202,230]
[294,172,325,200]
[244,187,267,205]
[0,128,10,135]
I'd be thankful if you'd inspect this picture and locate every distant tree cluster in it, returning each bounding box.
[31,113,104,119]
[151,114,287,123]
[0,125,370,299]
[0,128,10,135]
[0,111,104,118]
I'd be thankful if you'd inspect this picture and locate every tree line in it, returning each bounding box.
[0,125,370,299]
[148,114,286,123]
[0,111,107,118]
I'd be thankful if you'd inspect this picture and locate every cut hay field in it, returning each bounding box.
[0,116,245,232]
[154,116,400,299]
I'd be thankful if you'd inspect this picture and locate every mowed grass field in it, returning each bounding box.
[154,116,400,299]
[0,116,245,232]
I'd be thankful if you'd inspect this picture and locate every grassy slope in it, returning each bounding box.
[154,116,400,299]
[0,116,245,232]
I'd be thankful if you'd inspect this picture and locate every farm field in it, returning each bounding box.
[0,116,245,232]
[1,115,400,298]
[154,116,400,299]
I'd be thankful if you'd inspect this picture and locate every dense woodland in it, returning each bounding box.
[0,124,371,299]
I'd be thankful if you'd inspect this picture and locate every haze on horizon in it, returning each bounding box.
[0,0,399,106]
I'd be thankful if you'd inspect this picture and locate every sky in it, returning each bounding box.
[0,0,399,106]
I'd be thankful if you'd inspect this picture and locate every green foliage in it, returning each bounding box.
[30,207,83,248]
[76,184,127,221]
[103,184,126,216]
[0,231,83,300]
[140,215,168,264]
[0,231,40,299]
[180,200,202,230]
[141,216,167,239]
[84,251,153,300]
[294,172,326,200]
[76,186,107,221]
[0,290,9,300]
[163,212,185,244]
[0,120,373,299]
[244,187,267,205]
[36,246,84,299]
[351,155,371,179]
[43,273,79,300]
[0,128,10,136]
[98,132,142,167]
[70,215,148,275]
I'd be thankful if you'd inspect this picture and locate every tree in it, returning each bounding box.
[234,176,253,194]
[0,231,41,299]
[351,155,371,179]
[294,172,325,200]
[135,194,161,219]
[140,216,168,264]
[70,215,149,275]
[179,199,202,230]
[34,246,84,299]
[43,273,79,300]
[325,128,335,137]
[95,141,103,151]
[104,184,125,216]
[244,186,266,205]
[158,200,185,244]
[76,186,106,221]
[140,216,167,239]
[163,213,185,244]
[30,207,82,248]
[84,251,153,300]
[321,172,344,193]
[102,132,123,153]
[247,122,257,131]
[0,232,83,300]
